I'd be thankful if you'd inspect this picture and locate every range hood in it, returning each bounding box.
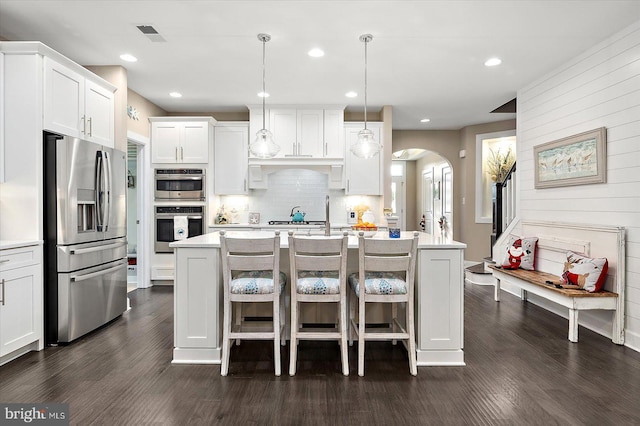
[248,157,344,189]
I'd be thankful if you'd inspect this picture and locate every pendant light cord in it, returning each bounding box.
[364,36,368,131]
[262,37,266,130]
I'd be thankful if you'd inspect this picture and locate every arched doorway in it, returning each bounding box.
[392,149,452,236]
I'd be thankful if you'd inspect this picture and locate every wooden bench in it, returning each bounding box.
[489,221,625,344]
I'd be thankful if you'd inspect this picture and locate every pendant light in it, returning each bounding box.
[350,34,381,159]
[249,33,280,158]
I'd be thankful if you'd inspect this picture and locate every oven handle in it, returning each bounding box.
[156,215,203,220]
[155,176,204,180]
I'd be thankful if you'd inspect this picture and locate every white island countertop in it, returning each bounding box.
[171,231,466,250]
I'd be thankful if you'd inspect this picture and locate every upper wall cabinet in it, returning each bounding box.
[248,106,344,159]
[150,117,216,164]
[44,57,115,147]
[214,122,249,195]
[344,122,384,195]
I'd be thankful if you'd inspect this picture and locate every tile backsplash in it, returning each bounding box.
[215,169,381,224]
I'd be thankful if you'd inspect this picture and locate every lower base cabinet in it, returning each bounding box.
[0,243,43,365]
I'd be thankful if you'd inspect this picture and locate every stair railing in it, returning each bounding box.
[491,162,516,255]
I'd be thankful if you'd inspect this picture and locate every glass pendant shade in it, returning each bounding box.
[350,34,381,159]
[350,128,381,159]
[250,128,280,158]
[250,33,280,159]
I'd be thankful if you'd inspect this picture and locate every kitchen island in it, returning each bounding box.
[170,231,466,366]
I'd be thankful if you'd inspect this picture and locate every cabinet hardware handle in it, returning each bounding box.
[175,147,178,161]
[347,180,350,192]
[88,117,93,137]
[244,179,247,192]
[325,142,328,156]
[80,116,86,134]
[292,142,295,156]
[0,259,10,264]
[1,278,4,306]
[181,147,184,161]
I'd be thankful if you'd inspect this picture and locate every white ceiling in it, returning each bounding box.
[1,1,639,130]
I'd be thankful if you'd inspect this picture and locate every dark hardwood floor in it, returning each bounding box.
[1,284,640,425]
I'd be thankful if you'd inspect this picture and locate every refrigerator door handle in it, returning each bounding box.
[95,151,104,231]
[103,151,112,232]
[69,241,126,255]
[70,262,124,282]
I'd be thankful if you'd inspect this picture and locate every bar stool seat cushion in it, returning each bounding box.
[296,271,340,294]
[231,271,287,294]
[348,272,407,296]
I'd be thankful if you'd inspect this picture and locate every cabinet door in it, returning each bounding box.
[323,109,345,158]
[0,264,42,357]
[151,122,180,163]
[174,248,219,349]
[44,58,84,138]
[345,124,383,195]
[214,124,248,194]
[270,109,297,157]
[181,122,210,163]
[297,109,324,157]
[85,80,115,147]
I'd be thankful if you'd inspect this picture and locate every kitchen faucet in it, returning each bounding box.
[325,195,330,236]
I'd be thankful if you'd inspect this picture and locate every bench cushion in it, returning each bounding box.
[562,251,608,293]
[501,235,538,270]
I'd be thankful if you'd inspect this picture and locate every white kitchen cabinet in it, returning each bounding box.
[323,109,345,158]
[0,243,43,365]
[344,122,384,195]
[150,117,215,164]
[0,52,4,184]
[296,109,324,157]
[44,57,115,147]
[173,246,220,363]
[269,108,298,157]
[214,122,249,194]
[248,106,344,159]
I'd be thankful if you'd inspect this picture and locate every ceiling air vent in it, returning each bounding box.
[136,25,166,42]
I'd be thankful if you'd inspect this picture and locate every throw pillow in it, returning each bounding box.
[501,236,538,270]
[562,251,608,292]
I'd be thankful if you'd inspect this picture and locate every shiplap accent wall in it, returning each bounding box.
[516,20,640,350]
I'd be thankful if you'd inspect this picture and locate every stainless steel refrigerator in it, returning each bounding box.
[43,132,127,345]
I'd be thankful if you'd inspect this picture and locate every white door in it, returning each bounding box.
[442,166,453,235]
[422,170,434,234]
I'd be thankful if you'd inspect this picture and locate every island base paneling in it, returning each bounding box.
[171,232,466,367]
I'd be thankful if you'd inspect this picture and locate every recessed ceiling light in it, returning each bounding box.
[420,118,431,123]
[345,91,357,98]
[308,48,325,57]
[119,53,138,62]
[169,92,182,98]
[257,92,270,98]
[484,57,502,67]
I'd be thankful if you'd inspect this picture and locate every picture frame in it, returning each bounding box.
[534,127,607,189]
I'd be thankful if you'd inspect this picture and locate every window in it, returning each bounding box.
[475,130,516,223]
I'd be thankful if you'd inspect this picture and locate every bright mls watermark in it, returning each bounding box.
[1,404,69,425]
